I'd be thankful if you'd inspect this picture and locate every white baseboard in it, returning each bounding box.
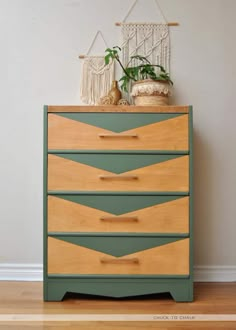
[194,265,236,282]
[0,264,43,281]
[0,264,235,282]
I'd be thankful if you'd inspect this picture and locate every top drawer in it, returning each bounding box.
[48,113,189,151]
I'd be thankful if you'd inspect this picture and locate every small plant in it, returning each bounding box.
[105,46,173,92]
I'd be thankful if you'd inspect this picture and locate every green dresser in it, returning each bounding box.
[44,105,193,302]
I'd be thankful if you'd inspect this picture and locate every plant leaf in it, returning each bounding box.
[113,46,121,51]
[104,54,111,65]
[131,55,151,64]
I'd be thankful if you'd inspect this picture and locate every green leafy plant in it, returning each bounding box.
[105,46,173,92]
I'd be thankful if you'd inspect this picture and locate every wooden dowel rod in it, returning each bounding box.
[79,55,105,59]
[115,22,179,26]
[168,22,179,26]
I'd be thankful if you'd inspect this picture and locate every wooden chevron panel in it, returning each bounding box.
[48,114,188,150]
[48,154,189,192]
[51,235,185,257]
[55,153,181,174]
[55,113,182,132]
[48,237,189,275]
[48,196,189,233]
[52,194,185,215]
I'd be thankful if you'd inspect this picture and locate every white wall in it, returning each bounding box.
[0,0,235,279]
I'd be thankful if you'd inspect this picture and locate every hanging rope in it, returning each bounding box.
[121,0,168,24]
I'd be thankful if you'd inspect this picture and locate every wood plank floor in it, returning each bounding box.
[0,282,235,329]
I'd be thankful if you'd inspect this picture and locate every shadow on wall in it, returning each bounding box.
[193,127,215,265]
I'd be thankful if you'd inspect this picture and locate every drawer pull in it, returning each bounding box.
[99,174,138,180]
[100,257,139,264]
[98,133,138,138]
[100,216,138,222]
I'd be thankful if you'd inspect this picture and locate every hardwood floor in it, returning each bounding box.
[0,282,235,329]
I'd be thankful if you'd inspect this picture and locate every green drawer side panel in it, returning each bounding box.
[52,194,184,215]
[48,235,186,257]
[54,153,183,174]
[189,106,194,281]
[45,278,193,301]
[56,113,184,133]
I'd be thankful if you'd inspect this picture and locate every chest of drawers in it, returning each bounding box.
[43,105,193,302]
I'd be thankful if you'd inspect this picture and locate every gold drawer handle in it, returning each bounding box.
[100,257,139,264]
[98,133,138,138]
[99,174,138,180]
[100,216,138,222]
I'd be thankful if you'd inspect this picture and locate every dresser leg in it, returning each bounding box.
[170,283,194,302]
[44,287,66,302]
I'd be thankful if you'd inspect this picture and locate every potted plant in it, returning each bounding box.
[105,46,173,106]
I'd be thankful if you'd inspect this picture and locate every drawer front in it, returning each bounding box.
[48,113,189,151]
[48,154,189,192]
[48,236,189,275]
[48,195,189,233]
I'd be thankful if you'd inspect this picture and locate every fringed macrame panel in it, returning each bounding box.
[80,57,114,105]
[121,23,170,72]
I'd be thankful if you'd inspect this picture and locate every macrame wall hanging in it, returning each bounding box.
[116,0,179,72]
[79,31,114,105]
[122,22,170,71]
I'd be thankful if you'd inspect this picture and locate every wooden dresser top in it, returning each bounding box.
[47,105,190,113]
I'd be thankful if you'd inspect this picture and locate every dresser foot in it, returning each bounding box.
[170,284,193,302]
[44,287,66,302]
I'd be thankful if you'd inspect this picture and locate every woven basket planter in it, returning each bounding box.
[131,79,171,106]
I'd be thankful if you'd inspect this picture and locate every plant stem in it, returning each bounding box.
[115,55,137,81]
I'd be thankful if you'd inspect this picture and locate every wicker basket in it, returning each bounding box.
[134,95,168,106]
[131,79,171,106]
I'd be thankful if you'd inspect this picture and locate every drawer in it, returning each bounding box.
[48,195,189,233]
[48,236,189,275]
[48,113,189,151]
[48,154,189,192]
